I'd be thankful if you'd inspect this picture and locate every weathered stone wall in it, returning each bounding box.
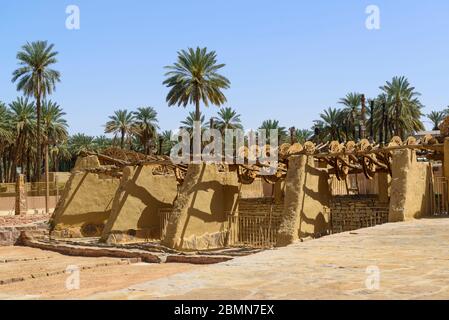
[389,149,432,221]
[277,155,331,246]
[50,156,121,238]
[162,164,239,251]
[330,196,389,233]
[0,214,49,246]
[101,165,178,243]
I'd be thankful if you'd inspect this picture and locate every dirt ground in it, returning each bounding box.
[0,246,201,299]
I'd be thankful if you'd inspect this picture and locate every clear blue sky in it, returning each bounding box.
[1,0,448,136]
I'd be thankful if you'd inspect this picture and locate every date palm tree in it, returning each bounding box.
[339,93,361,140]
[427,111,445,131]
[93,135,113,152]
[105,109,136,149]
[42,100,68,147]
[42,100,68,173]
[158,130,175,155]
[12,41,61,181]
[295,129,313,144]
[180,111,206,135]
[163,47,230,122]
[0,102,12,146]
[318,107,342,142]
[133,107,159,155]
[68,133,97,155]
[0,102,13,182]
[380,76,424,138]
[259,119,287,143]
[8,97,36,181]
[213,107,243,132]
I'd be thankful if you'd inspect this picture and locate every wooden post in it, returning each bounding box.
[360,94,367,140]
[158,136,163,155]
[289,127,296,144]
[15,174,27,215]
[369,100,375,141]
[45,145,50,214]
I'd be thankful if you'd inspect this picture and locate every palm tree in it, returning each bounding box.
[163,47,230,122]
[42,100,68,146]
[68,134,97,156]
[94,135,113,152]
[213,107,243,132]
[133,107,159,155]
[380,76,424,138]
[42,100,68,173]
[295,129,313,144]
[259,119,287,144]
[180,111,206,135]
[339,93,361,140]
[50,142,71,172]
[8,97,36,181]
[0,102,13,182]
[158,130,175,155]
[427,111,445,131]
[0,102,12,145]
[104,109,135,149]
[318,107,342,142]
[12,41,61,181]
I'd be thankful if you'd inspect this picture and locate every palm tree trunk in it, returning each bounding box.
[35,93,42,182]
[344,122,349,142]
[193,99,201,160]
[369,100,374,140]
[120,129,125,149]
[360,95,366,140]
[26,149,31,182]
[379,103,385,145]
[351,112,356,141]
[195,100,200,122]
[384,108,389,143]
[3,154,8,183]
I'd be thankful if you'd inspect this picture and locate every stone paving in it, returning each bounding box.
[90,218,449,300]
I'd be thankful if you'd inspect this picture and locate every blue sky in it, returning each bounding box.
[1,0,449,136]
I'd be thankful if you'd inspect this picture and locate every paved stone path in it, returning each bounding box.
[90,218,449,300]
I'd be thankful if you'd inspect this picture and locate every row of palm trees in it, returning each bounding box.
[313,77,441,144]
[0,98,67,182]
[1,41,447,183]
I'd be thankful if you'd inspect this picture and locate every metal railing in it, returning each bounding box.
[431,177,448,216]
[330,174,379,196]
[227,214,282,248]
[329,204,389,234]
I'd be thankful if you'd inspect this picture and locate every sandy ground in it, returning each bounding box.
[2,218,449,300]
[0,247,200,299]
[89,218,449,300]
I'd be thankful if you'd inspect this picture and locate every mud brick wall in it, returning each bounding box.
[330,196,389,233]
[238,198,284,216]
